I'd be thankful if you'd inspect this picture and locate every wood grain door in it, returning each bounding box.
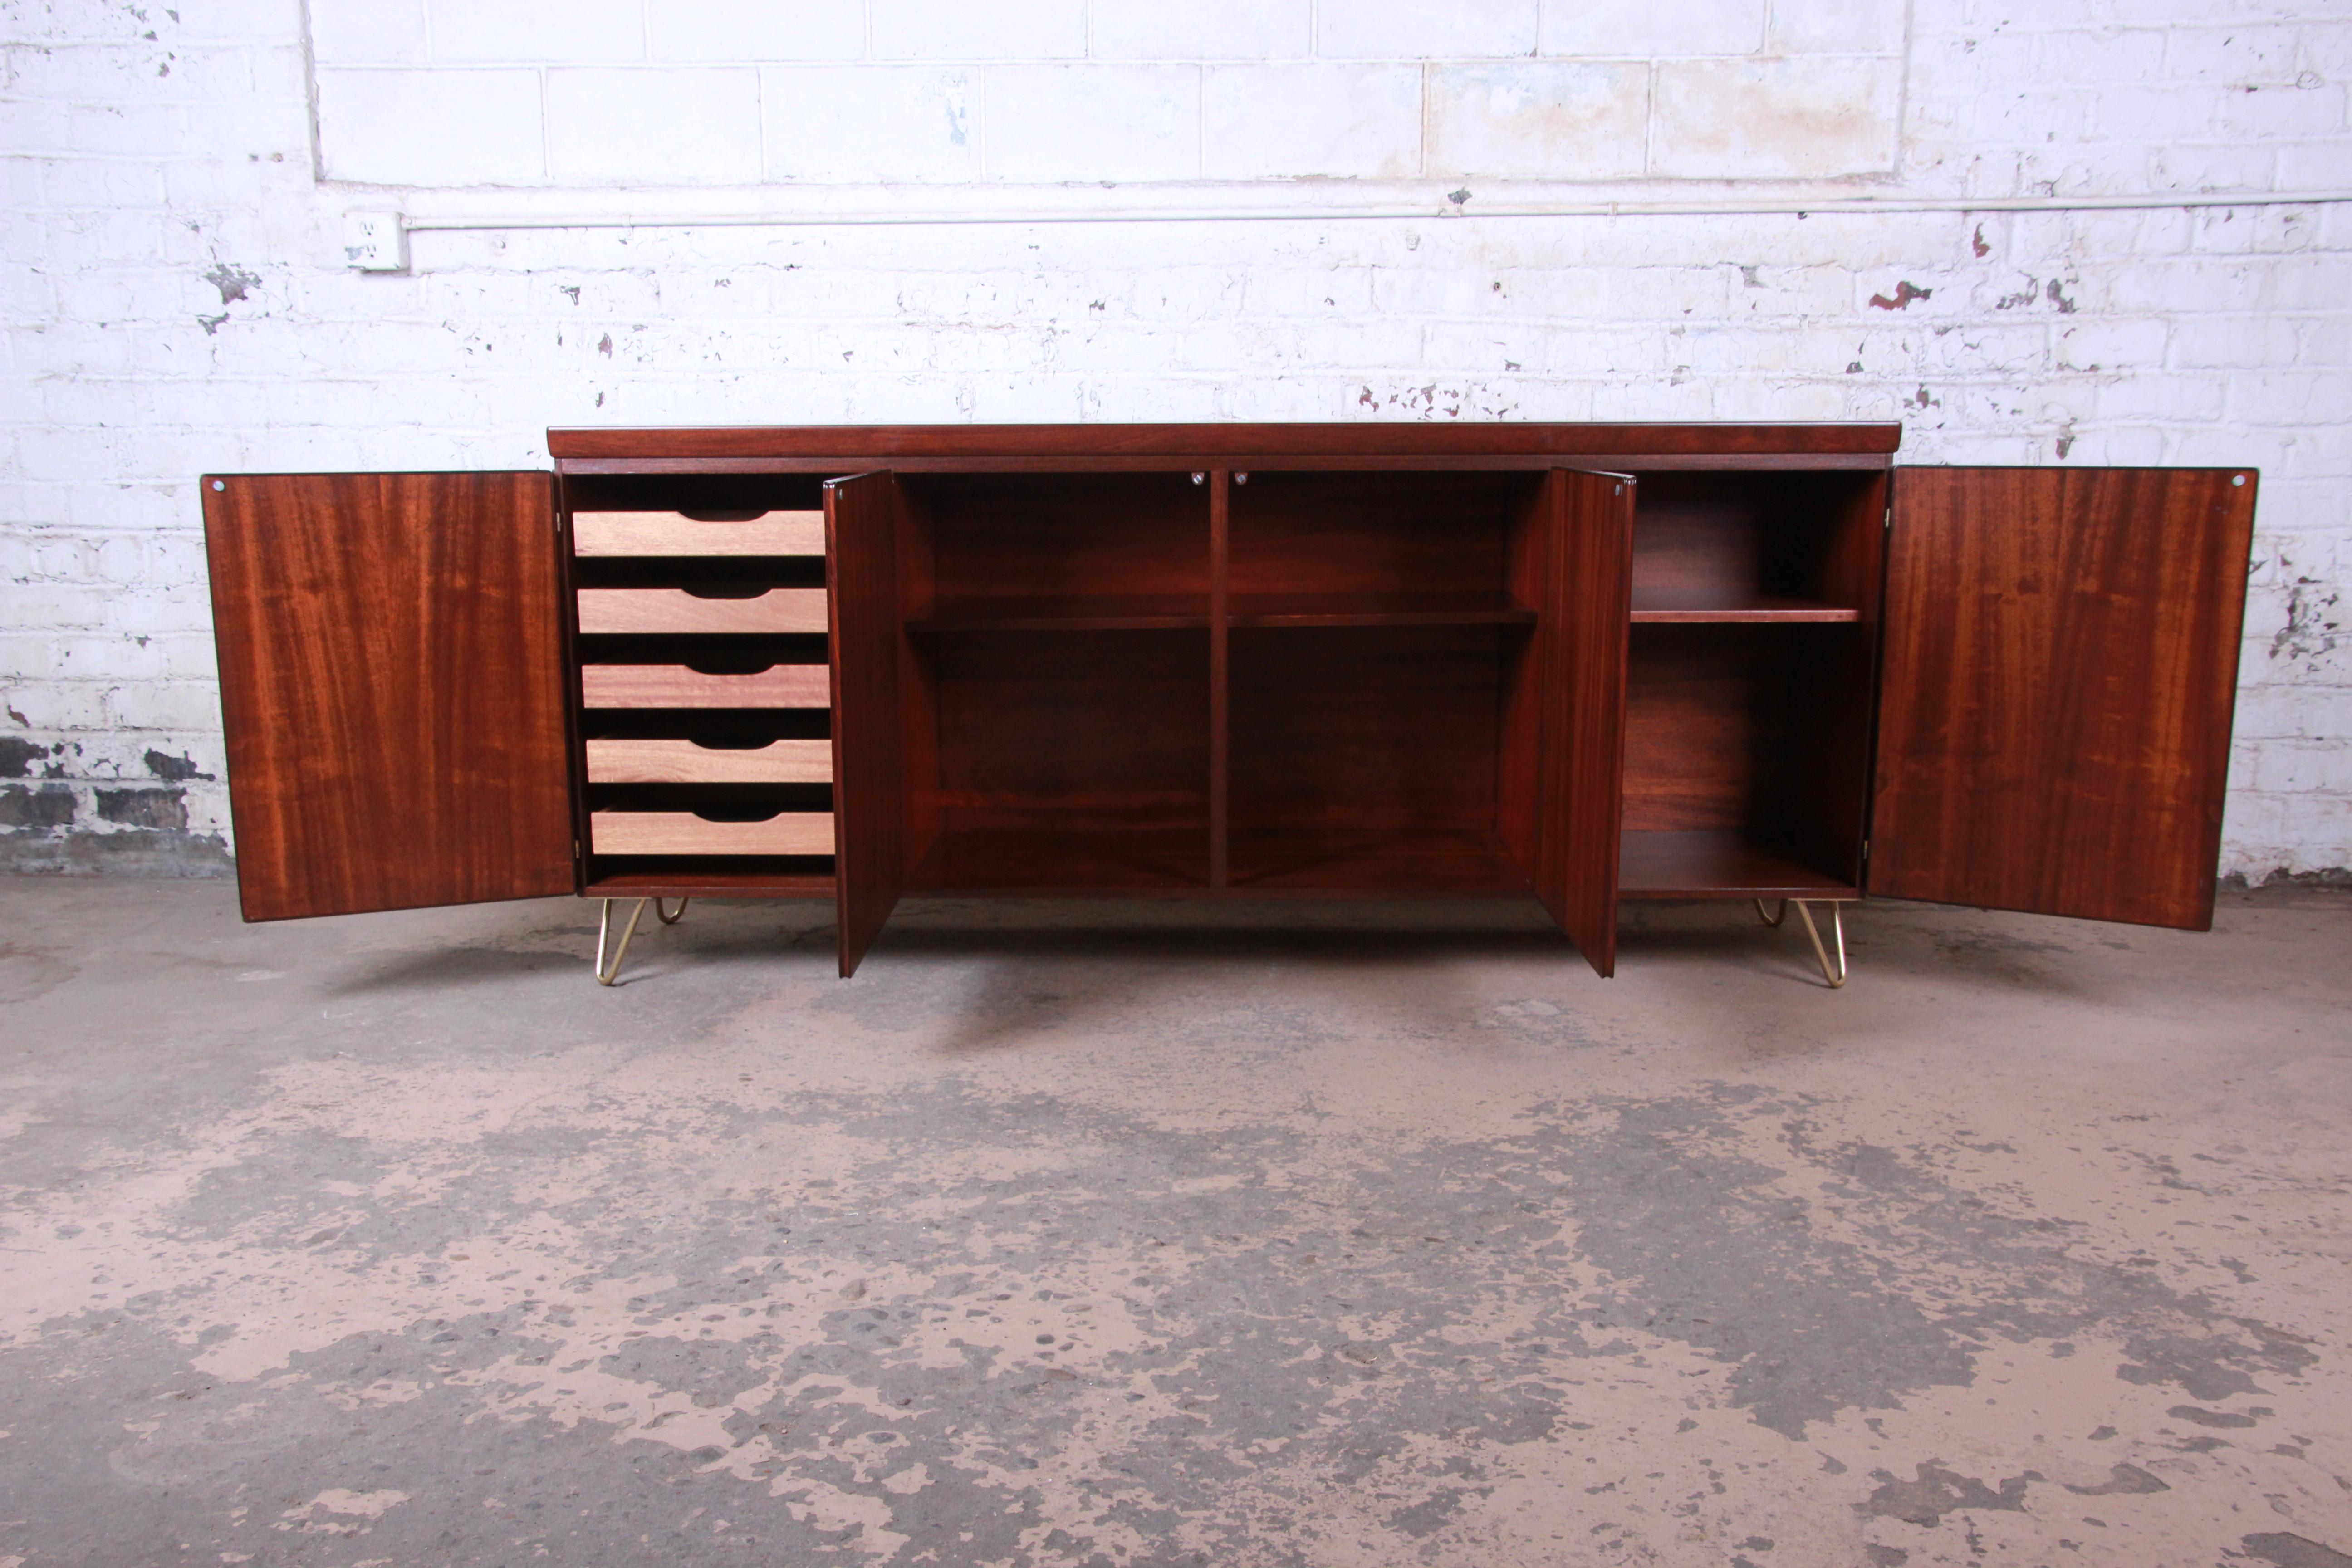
[202,472,574,920]
[1537,468,1637,975]
[826,472,904,976]
[1872,467,2257,929]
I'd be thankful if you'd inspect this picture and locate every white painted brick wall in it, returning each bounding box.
[0,0,2347,881]
[303,0,1910,187]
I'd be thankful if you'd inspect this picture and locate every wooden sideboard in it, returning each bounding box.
[200,424,2257,982]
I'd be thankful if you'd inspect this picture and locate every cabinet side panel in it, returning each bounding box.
[1540,470,1636,975]
[201,472,573,921]
[1872,467,2256,929]
[827,472,905,975]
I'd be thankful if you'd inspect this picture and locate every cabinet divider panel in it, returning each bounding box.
[827,472,906,975]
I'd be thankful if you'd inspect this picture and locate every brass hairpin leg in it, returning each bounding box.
[1791,900,1848,989]
[595,897,691,985]
[595,898,650,986]
[1754,898,1789,927]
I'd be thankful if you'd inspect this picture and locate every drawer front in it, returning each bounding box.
[576,588,828,635]
[572,510,824,558]
[585,737,833,784]
[579,664,831,708]
[591,811,835,857]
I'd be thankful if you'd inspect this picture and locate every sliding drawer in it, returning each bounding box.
[591,810,836,857]
[586,738,832,784]
[576,588,828,635]
[573,510,825,558]
[579,664,831,709]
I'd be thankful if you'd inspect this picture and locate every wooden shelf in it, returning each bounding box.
[1629,588,1858,623]
[592,810,835,857]
[907,820,1210,892]
[1617,830,1856,900]
[906,595,1210,632]
[586,870,834,899]
[577,587,828,635]
[585,737,831,784]
[906,593,1540,631]
[572,510,823,558]
[1228,827,1533,893]
[1228,592,1538,629]
[580,663,831,709]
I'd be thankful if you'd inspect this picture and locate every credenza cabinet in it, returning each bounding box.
[199,424,2257,980]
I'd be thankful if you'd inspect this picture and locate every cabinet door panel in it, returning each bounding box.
[826,472,904,977]
[202,472,573,920]
[1537,468,1637,975]
[1872,467,2256,929]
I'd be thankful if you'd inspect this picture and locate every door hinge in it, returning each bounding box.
[1883,506,1892,530]
[573,838,581,861]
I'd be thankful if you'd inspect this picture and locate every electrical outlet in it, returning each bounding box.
[342,211,408,272]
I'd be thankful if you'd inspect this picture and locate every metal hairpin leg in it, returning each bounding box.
[594,897,690,986]
[1754,898,1848,989]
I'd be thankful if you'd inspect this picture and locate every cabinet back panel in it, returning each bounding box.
[929,631,1210,823]
[1228,471,1543,599]
[1230,626,1509,834]
[911,474,1210,604]
[1630,470,1883,610]
[1622,627,1797,833]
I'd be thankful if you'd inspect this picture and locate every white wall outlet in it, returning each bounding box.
[342,211,408,272]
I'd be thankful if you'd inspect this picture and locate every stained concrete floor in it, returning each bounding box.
[0,878,2347,1568]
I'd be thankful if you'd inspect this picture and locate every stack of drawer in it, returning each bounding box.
[572,510,836,858]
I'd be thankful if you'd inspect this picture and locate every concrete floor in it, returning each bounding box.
[0,879,2347,1568]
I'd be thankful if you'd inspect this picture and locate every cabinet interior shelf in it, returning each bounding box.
[908,821,1210,892]
[1628,589,1858,624]
[1228,592,1536,628]
[907,595,1210,632]
[1228,827,1532,892]
[904,592,1538,632]
[587,870,836,899]
[1617,830,1857,900]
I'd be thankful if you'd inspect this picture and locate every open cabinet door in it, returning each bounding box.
[826,472,904,977]
[1536,468,1637,975]
[1872,467,2257,930]
[203,472,574,921]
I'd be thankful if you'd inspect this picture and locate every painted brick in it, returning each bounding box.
[1427,63,1649,180]
[1768,0,1907,55]
[1200,66,1421,181]
[870,0,1086,61]
[1317,0,1540,61]
[103,681,223,733]
[545,69,763,185]
[1538,0,1767,59]
[1089,0,1314,61]
[764,67,980,183]
[309,0,429,65]
[315,69,545,184]
[425,0,646,64]
[983,67,1199,183]
[650,0,867,62]
[1651,57,1903,178]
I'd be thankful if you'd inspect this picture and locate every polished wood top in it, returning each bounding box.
[548,421,1904,462]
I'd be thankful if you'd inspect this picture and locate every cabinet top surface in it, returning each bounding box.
[544,421,1904,462]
